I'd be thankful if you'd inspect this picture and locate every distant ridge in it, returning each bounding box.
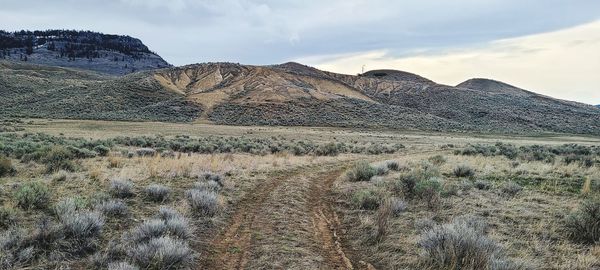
[0,30,170,75]
[1,60,599,135]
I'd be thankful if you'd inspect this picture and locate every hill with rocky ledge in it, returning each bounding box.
[0,30,170,75]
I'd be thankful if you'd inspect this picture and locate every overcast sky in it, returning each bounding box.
[1,0,599,104]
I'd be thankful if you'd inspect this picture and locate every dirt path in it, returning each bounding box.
[197,162,363,269]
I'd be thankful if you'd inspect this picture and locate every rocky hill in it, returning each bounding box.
[1,60,599,135]
[0,30,170,75]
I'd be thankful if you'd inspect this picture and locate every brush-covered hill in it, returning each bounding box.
[0,30,170,75]
[1,60,599,135]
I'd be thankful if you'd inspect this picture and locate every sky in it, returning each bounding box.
[1,0,599,104]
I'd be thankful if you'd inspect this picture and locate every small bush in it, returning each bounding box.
[94,145,110,157]
[192,181,221,192]
[453,165,475,178]
[60,210,105,240]
[136,148,157,157]
[475,180,492,190]
[129,236,194,270]
[428,155,446,165]
[110,179,135,198]
[15,181,50,210]
[43,146,76,173]
[0,156,14,177]
[185,189,219,216]
[96,200,129,218]
[385,160,401,171]
[415,178,442,209]
[397,173,418,198]
[565,198,600,244]
[501,182,523,196]
[374,164,389,176]
[390,197,407,216]
[145,184,171,202]
[419,216,518,269]
[346,161,376,182]
[0,207,18,228]
[352,189,380,210]
[108,261,139,270]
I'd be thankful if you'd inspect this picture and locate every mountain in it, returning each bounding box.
[1,60,599,135]
[0,30,170,75]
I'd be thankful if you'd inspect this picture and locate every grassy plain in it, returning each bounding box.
[0,119,599,269]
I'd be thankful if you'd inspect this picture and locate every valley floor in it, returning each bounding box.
[0,119,599,269]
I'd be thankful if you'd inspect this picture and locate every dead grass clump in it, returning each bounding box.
[0,206,19,229]
[565,197,600,244]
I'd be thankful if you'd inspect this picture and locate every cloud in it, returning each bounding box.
[299,20,600,104]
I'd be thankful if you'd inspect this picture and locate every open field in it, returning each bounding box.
[0,119,599,269]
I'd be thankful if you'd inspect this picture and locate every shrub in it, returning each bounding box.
[136,148,157,157]
[415,178,442,209]
[145,184,171,202]
[108,261,139,270]
[475,180,492,190]
[390,197,407,216]
[374,164,389,176]
[192,181,221,192]
[127,209,192,245]
[501,182,523,196]
[43,146,76,172]
[59,210,105,240]
[453,165,475,178]
[385,160,401,171]
[0,156,14,177]
[94,145,110,157]
[565,198,600,244]
[346,161,376,182]
[0,207,18,228]
[110,179,135,198]
[15,181,50,210]
[185,189,219,216]
[351,189,380,210]
[397,173,418,198]
[96,200,129,218]
[129,236,194,270]
[428,155,446,165]
[419,216,518,269]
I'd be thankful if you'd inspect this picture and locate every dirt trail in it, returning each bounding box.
[197,163,364,269]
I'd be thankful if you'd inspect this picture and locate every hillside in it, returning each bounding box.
[0,30,170,75]
[1,60,599,134]
[0,61,200,122]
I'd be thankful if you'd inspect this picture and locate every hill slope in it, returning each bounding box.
[1,60,599,134]
[0,30,170,75]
